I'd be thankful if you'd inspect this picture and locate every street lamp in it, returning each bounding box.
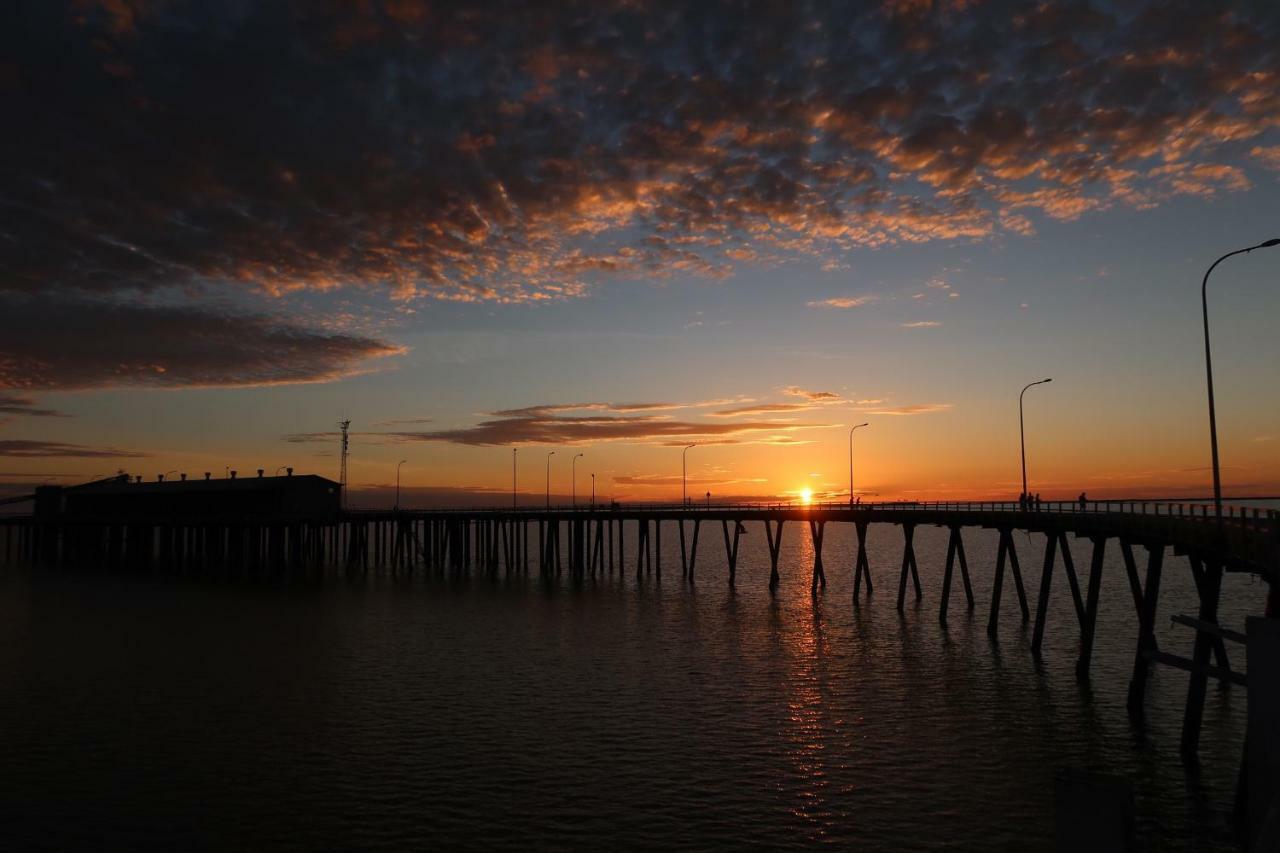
[512,447,517,509]
[682,443,696,505]
[1201,238,1280,530]
[1019,378,1052,504]
[571,453,584,507]
[591,473,596,509]
[848,422,869,504]
[395,459,407,510]
[546,451,555,508]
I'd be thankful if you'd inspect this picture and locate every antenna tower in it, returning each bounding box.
[338,419,351,508]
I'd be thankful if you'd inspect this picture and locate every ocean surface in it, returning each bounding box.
[0,519,1265,851]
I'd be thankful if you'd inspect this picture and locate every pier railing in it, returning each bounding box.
[343,499,1278,527]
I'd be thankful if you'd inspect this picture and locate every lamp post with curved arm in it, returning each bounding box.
[545,451,555,508]
[1201,238,1280,530]
[682,444,696,506]
[571,453,584,507]
[848,423,869,505]
[1020,378,1052,503]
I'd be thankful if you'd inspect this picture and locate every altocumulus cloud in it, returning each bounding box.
[5,1,1279,305]
[3,1,1279,392]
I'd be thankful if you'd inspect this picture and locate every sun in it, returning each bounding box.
[799,487,813,504]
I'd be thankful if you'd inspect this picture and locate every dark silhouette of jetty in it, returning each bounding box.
[2,482,1276,762]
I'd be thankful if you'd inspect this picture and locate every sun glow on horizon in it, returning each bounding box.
[799,487,813,504]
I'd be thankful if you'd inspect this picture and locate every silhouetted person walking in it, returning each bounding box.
[1078,491,1087,509]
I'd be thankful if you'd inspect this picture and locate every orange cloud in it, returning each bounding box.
[861,403,953,415]
[807,296,878,309]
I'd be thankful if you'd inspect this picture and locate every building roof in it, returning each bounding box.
[64,474,340,496]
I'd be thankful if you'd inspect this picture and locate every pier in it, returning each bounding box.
[3,496,1277,759]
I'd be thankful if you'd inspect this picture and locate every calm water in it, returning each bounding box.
[0,522,1263,851]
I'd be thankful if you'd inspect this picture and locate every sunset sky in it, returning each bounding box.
[2,1,1278,504]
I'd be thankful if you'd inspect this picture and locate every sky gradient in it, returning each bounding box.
[2,0,1279,504]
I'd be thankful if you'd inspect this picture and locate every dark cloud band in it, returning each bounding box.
[0,296,404,390]
[0,440,148,458]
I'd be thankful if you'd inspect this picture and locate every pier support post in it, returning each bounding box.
[809,519,826,593]
[1058,533,1086,627]
[939,525,973,621]
[721,519,742,586]
[1008,532,1029,621]
[679,520,688,578]
[1119,541,1145,618]
[578,518,589,580]
[502,520,513,576]
[764,519,784,590]
[896,523,921,611]
[1031,533,1059,656]
[853,521,873,600]
[1075,536,1108,681]
[681,519,701,583]
[1126,544,1165,718]
[636,518,649,580]
[987,528,1012,638]
[654,519,661,579]
[1181,556,1224,759]
[592,519,605,576]
[1188,556,1234,674]
[1245,617,1280,847]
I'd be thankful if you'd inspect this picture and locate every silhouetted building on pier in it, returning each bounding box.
[33,471,340,523]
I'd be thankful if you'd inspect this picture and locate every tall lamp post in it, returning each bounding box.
[848,422,869,505]
[1019,378,1052,503]
[682,443,696,506]
[545,450,555,508]
[1201,238,1280,530]
[591,473,596,509]
[395,459,407,510]
[512,447,517,509]
[571,453,584,507]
